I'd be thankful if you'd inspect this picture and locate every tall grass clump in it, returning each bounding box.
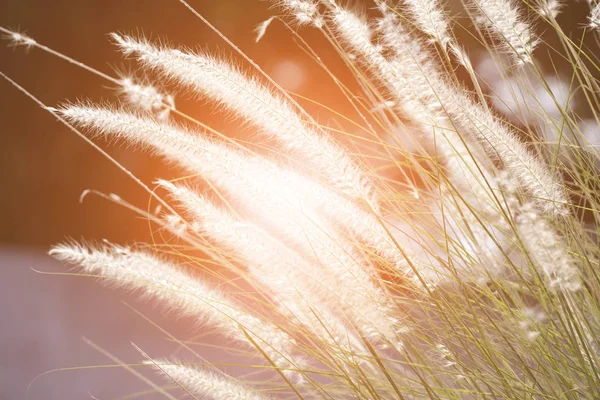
[3,0,600,397]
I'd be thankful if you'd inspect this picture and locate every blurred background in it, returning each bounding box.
[0,0,593,399]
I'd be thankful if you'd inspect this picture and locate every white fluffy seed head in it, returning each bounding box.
[333,8,443,129]
[49,242,305,382]
[376,11,448,123]
[538,0,562,19]
[147,360,271,400]
[254,17,275,43]
[111,33,377,210]
[444,90,569,216]
[118,76,174,121]
[515,203,581,291]
[588,3,600,30]
[278,0,321,26]
[331,7,373,42]
[472,0,538,65]
[4,29,36,50]
[56,104,253,189]
[398,0,451,47]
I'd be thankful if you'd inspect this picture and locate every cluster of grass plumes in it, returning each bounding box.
[4,0,600,397]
